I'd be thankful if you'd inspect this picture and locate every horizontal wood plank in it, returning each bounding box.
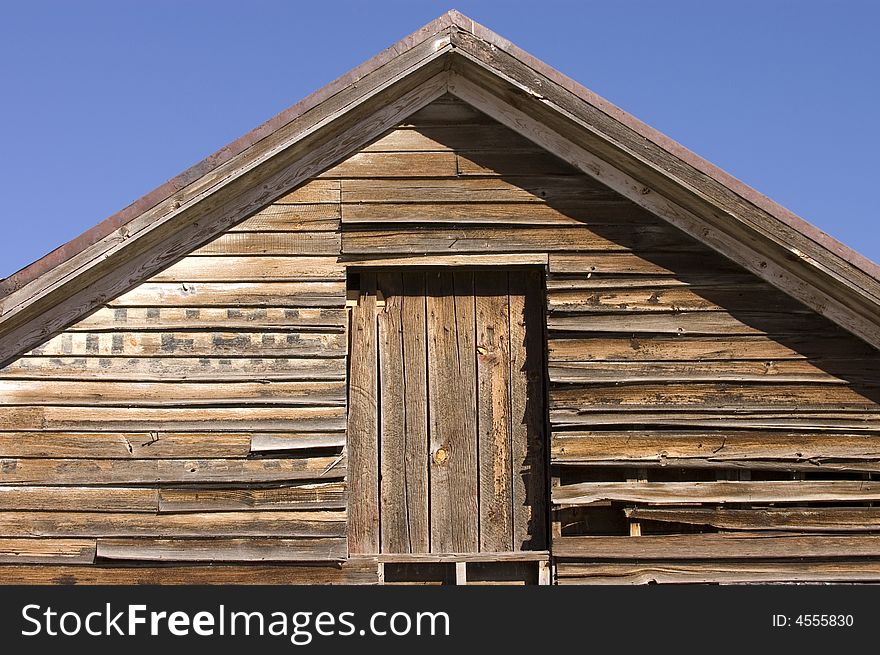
[0,486,158,512]
[551,431,880,468]
[625,507,880,532]
[0,456,346,485]
[231,203,340,231]
[342,226,696,255]
[30,331,346,357]
[151,256,344,281]
[0,538,96,564]
[69,307,347,332]
[547,360,870,384]
[0,510,346,537]
[0,562,378,585]
[550,383,879,412]
[96,537,346,562]
[191,232,341,256]
[273,180,341,204]
[109,282,345,307]
[320,151,457,177]
[341,176,617,204]
[0,406,347,432]
[249,433,346,452]
[553,532,880,559]
[0,380,346,407]
[0,432,252,459]
[555,561,880,585]
[547,285,802,313]
[342,202,640,226]
[1,357,346,381]
[158,482,346,512]
[547,336,876,362]
[553,480,880,506]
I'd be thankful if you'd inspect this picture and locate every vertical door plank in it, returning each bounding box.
[378,272,408,553]
[401,273,430,553]
[427,271,479,552]
[510,271,547,549]
[476,271,513,552]
[451,271,480,552]
[426,271,455,552]
[347,272,379,554]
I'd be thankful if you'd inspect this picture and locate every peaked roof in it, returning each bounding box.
[2,9,879,366]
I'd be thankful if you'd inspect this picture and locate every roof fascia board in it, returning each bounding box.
[1,31,454,312]
[0,17,459,299]
[0,68,451,368]
[0,37,451,320]
[449,28,880,305]
[445,11,880,286]
[448,70,880,349]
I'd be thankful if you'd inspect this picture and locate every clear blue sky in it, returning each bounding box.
[1,0,878,279]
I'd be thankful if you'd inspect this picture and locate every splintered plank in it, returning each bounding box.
[96,537,347,562]
[231,204,340,231]
[0,380,346,407]
[0,511,346,538]
[1,406,347,432]
[509,271,547,549]
[158,482,346,512]
[0,432,252,459]
[0,456,345,485]
[342,203,637,226]
[0,539,96,564]
[2,357,346,382]
[150,256,344,281]
[377,272,409,553]
[427,271,479,552]
[29,331,346,357]
[552,480,880,506]
[400,273,430,553]
[249,433,346,452]
[110,282,345,307]
[555,561,880,585]
[0,562,379,585]
[551,431,880,468]
[0,486,158,512]
[347,271,379,555]
[192,232,341,256]
[68,307,347,332]
[342,226,696,255]
[476,271,513,552]
[547,285,801,313]
[625,507,880,532]
[550,383,880,412]
[553,533,880,559]
[340,176,617,204]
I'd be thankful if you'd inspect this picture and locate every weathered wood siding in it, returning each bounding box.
[1,95,878,583]
[333,95,880,583]
[0,178,364,583]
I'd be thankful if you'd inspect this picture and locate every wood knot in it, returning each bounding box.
[434,447,449,465]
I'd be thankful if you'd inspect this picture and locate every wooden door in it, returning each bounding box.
[347,269,546,555]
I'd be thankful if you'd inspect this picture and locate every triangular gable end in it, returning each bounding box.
[1,10,879,367]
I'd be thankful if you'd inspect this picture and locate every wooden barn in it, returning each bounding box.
[1,11,879,585]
